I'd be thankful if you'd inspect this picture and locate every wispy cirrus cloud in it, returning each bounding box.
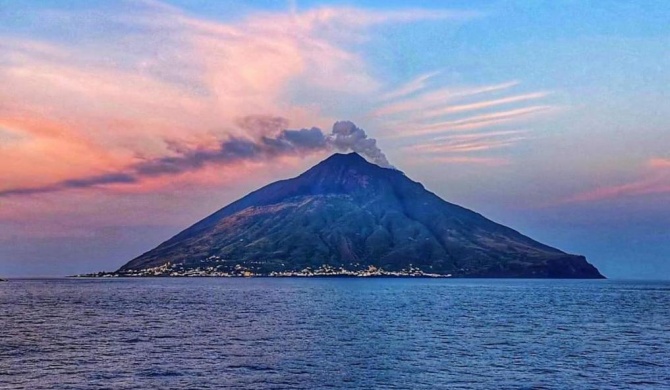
[557,157,670,204]
[371,81,520,118]
[401,130,526,166]
[368,72,555,166]
[379,71,442,101]
[406,131,527,154]
[421,92,549,120]
[389,105,553,138]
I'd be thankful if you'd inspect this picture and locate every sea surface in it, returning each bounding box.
[1,278,668,389]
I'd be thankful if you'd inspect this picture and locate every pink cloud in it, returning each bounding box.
[1,2,471,198]
[648,158,670,168]
[558,157,670,204]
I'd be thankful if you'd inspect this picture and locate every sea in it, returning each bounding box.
[1,278,668,389]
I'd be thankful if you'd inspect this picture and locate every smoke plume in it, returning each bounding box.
[329,121,393,168]
[0,118,392,197]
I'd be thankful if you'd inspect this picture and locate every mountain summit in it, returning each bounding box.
[118,153,604,278]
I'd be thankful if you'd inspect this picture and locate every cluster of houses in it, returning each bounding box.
[269,264,449,278]
[81,261,451,278]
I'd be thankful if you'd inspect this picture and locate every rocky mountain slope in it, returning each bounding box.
[117,153,604,278]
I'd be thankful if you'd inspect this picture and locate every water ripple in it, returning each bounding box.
[1,278,668,389]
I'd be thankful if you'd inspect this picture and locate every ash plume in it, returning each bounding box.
[0,118,392,197]
[133,119,392,174]
[328,121,393,169]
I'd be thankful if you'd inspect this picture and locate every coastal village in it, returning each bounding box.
[82,261,451,278]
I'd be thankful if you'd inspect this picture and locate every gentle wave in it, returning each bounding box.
[1,278,668,389]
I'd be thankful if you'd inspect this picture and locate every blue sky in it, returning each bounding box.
[0,0,668,278]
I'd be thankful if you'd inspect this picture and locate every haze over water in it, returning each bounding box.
[2,278,668,389]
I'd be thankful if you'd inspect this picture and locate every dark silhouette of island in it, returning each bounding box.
[112,153,604,278]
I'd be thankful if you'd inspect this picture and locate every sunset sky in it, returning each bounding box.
[1,1,668,278]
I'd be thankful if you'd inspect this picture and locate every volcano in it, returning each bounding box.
[117,152,604,278]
